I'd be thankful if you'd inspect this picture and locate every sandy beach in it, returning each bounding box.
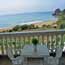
[0,28,12,32]
[0,20,57,32]
[31,20,57,27]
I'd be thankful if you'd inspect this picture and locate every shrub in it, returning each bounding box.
[32,38,38,46]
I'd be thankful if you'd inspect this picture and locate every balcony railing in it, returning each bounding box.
[0,29,65,55]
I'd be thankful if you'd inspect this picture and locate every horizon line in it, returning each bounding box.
[0,11,53,16]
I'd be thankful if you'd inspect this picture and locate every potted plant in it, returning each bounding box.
[32,38,38,52]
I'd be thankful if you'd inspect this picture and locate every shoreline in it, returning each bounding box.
[32,20,57,27]
[0,20,57,32]
[19,19,57,25]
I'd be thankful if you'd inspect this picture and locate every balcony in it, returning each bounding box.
[0,29,65,65]
[0,29,65,55]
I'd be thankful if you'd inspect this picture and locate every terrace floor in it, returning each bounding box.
[0,55,12,65]
[0,55,65,65]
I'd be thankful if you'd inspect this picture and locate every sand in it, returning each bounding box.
[32,20,57,27]
[0,20,57,32]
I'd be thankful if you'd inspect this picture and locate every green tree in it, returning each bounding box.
[62,9,65,14]
[53,9,65,29]
[53,8,61,16]
[30,24,35,29]
[8,30,13,32]
[13,25,20,31]
[21,25,28,30]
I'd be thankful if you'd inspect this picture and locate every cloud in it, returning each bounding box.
[0,0,65,15]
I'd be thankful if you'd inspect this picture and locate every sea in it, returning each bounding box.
[0,12,56,28]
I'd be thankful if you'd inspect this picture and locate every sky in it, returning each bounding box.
[0,0,65,15]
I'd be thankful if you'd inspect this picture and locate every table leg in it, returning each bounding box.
[44,57,48,65]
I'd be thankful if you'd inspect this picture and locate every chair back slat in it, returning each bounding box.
[7,47,14,60]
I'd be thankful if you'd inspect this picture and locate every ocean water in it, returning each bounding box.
[0,12,55,28]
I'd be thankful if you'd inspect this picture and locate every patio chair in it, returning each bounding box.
[46,47,63,65]
[7,47,24,65]
[56,47,63,58]
[44,48,56,65]
[47,56,57,65]
[54,47,63,65]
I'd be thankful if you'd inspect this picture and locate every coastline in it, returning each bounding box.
[19,19,57,26]
[0,20,57,32]
[32,20,57,27]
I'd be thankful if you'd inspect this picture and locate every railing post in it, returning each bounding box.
[61,34,64,48]
[38,35,40,44]
[18,37,21,46]
[28,36,30,44]
[1,37,4,55]
[13,37,17,55]
[9,37,12,48]
[56,34,58,48]
[9,37,13,55]
[0,38,1,54]
[4,36,8,55]
[23,36,25,46]
[53,36,56,49]
[47,34,50,48]
[42,35,44,45]
[0,37,2,55]
[16,37,19,55]
[18,36,22,54]
[51,35,54,49]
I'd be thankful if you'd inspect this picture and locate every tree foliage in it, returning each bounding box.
[32,38,38,46]
[53,8,65,29]
[53,8,61,16]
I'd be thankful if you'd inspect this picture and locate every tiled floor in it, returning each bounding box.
[59,57,65,65]
[0,55,12,65]
[0,55,65,65]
